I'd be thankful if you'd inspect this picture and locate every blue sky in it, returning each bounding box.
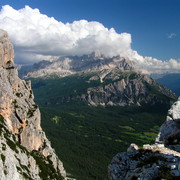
[0,0,179,61]
[0,0,180,74]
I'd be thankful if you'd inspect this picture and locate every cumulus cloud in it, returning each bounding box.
[0,5,132,62]
[138,57,180,74]
[168,33,177,39]
[0,5,180,74]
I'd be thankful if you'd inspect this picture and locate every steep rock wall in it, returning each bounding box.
[0,29,66,179]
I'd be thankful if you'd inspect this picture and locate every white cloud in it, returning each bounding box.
[0,5,180,74]
[138,57,180,74]
[0,5,132,62]
[168,33,177,39]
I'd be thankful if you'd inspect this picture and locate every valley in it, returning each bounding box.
[19,52,178,179]
[31,75,174,180]
[1,2,180,179]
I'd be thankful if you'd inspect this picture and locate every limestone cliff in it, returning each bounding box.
[79,70,176,106]
[0,29,66,179]
[108,98,180,180]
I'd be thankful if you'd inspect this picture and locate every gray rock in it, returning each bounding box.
[81,72,176,106]
[156,97,180,146]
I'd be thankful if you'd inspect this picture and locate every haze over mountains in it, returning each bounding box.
[155,73,180,96]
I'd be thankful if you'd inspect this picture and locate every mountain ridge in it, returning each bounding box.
[30,70,177,108]
[19,52,135,79]
[19,53,177,107]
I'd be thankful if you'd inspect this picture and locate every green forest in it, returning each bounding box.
[31,76,171,180]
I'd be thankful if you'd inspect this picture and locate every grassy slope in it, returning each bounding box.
[31,75,171,180]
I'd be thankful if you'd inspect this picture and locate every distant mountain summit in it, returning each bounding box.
[20,53,177,107]
[19,52,135,79]
[155,73,180,96]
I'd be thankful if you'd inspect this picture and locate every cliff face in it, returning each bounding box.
[156,97,180,148]
[0,29,66,179]
[29,68,176,108]
[80,71,176,106]
[108,98,180,180]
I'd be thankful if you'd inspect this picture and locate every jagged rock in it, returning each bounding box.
[108,98,180,180]
[33,68,176,107]
[19,52,134,79]
[108,143,180,180]
[0,29,66,179]
[0,29,14,68]
[80,71,176,106]
[156,97,180,148]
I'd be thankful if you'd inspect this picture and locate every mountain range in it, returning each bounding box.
[19,52,177,107]
[19,52,134,78]
[17,47,179,179]
[1,28,180,180]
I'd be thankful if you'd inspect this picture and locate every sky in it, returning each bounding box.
[0,0,180,74]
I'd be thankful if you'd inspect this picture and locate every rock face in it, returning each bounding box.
[156,97,180,146]
[0,29,66,179]
[0,30,14,68]
[36,69,176,107]
[108,98,180,180]
[79,71,176,106]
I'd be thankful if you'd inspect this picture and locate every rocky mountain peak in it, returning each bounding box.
[0,29,66,179]
[0,29,14,68]
[19,52,135,78]
[88,51,104,59]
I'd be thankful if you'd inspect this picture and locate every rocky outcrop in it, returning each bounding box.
[0,30,14,68]
[156,97,180,147]
[0,29,66,179]
[108,98,180,180]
